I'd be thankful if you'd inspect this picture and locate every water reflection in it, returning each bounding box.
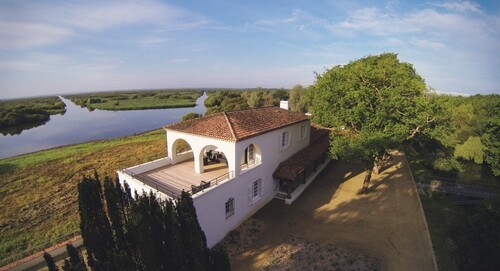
[0,120,49,136]
[0,93,207,159]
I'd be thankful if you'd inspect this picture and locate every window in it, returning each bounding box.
[248,144,254,160]
[252,180,259,197]
[249,179,263,204]
[300,126,306,139]
[225,198,234,218]
[281,131,290,147]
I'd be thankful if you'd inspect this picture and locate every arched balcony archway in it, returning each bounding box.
[171,138,194,164]
[199,145,229,175]
[240,143,262,172]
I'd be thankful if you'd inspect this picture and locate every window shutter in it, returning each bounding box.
[259,179,264,196]
[248,186,253,205]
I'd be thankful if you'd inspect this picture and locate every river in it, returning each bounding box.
[0,93,207,159]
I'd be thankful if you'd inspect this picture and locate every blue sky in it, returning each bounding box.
[0,0,498,98]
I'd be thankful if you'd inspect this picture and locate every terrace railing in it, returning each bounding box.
[122,168,181,198]
[240,158,261,171]
[122,168,235,198]
[191,170,235,195]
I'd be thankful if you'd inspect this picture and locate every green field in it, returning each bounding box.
[0,129,166,266]
[64,90,203,111]
[0,96,66,131]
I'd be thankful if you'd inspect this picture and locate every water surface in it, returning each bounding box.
[0,93,207,159]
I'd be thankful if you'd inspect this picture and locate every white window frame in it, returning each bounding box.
[248,179,263,205]
[280,131,290,151]
[300,125,306,140]
[225,197,235,219]
[248,144,254,161]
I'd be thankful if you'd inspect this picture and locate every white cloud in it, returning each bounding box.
[410,39,446,49]
[0,60,43,71]
[171,58,191,63]
[437,1,481,13]
[0,21,72,49]
[141,38,169,46]
[0,0,208,50]
[60,1,184,31]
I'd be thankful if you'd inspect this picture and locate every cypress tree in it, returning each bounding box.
[103,177,127,252]
[76,174,231,270]
[43,252,58,271]
[62,244,86,271]
[78,174,115,270]
[162,199,181,270]
[210,244,231,271]
[176,191,210,270]
[127,192,166,270]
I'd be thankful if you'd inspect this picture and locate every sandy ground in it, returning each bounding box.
[225,151,436,271]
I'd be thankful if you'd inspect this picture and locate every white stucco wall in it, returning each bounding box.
[193,119,310,247]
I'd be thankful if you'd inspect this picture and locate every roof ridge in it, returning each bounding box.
[223,111,237,141]
[225,105,279,114]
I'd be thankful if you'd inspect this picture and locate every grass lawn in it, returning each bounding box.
[0,129,166,266]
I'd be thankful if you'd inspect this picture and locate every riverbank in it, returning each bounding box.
[64,90,202,111]
[0,96,66,132]
[0,129,166,265]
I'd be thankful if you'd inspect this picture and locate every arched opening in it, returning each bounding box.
[240,143,262,171]
[200,145,229,174]
[172,138,193,163]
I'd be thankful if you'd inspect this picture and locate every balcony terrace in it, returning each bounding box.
[123,158,232,198]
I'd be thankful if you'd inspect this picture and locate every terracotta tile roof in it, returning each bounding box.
[273,131,330,182]
[165,107,309,142]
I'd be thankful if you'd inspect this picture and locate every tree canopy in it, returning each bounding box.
[309,53,435,193]
[289,84,309,113]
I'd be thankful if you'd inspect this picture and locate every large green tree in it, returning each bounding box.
[309,53,435,193]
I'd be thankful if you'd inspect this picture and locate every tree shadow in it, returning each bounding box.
[230,151,436,271]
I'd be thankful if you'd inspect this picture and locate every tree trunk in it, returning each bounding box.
[361,167,373,194]
[361,158,375,194]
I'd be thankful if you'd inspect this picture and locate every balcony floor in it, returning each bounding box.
[137,159,229,196]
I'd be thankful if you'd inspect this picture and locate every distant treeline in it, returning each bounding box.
[204,88,289,115]
[64,90,203,111]
[0,96,66,129]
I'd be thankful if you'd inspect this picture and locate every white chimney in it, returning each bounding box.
[280,100,289,110]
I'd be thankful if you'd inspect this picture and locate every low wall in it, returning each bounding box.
[124,157,171,175]
[176,150,194,163]
[116,171,174,201]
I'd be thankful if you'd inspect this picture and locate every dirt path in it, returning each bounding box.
[229,151,437,271]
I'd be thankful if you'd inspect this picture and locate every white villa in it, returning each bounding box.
[117,104,330,248]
